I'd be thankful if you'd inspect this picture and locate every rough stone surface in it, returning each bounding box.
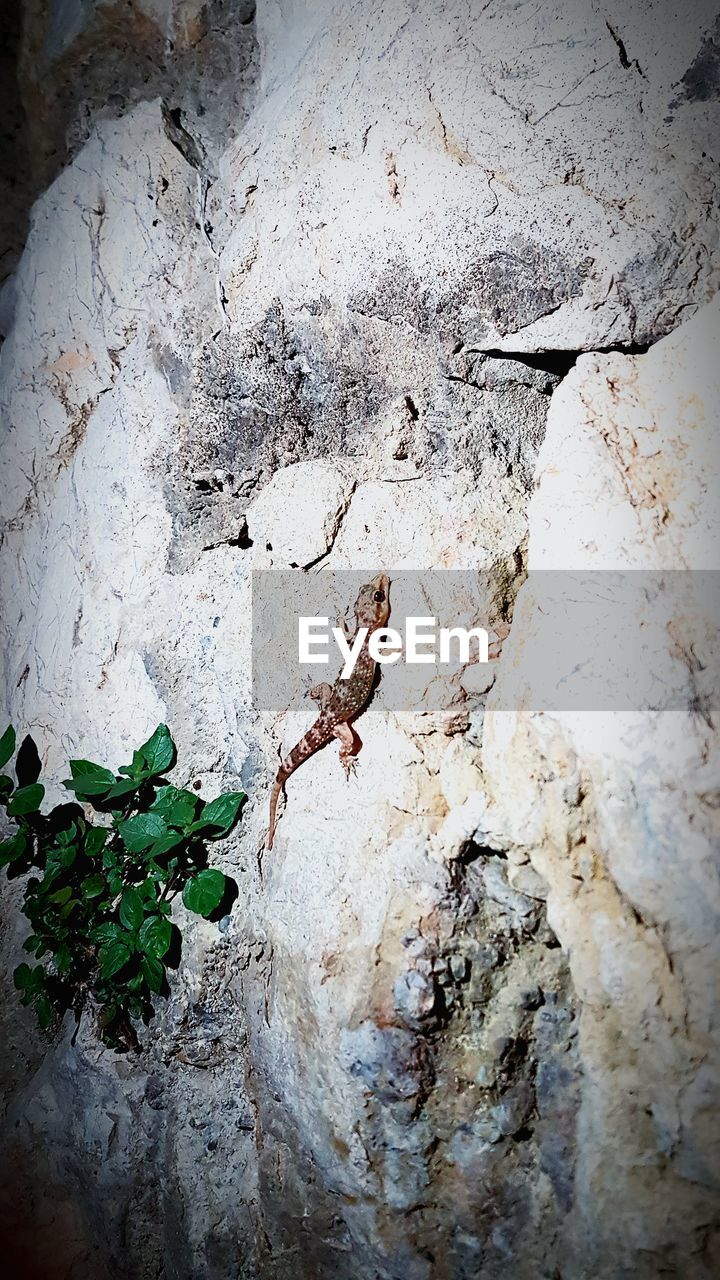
[480,298,720,1280]
[0,2,718,1278]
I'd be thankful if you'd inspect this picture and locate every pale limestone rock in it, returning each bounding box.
[246,459,355,567]
[482,298,720,1279]
[438,737,482,810]
[221,0,719,351]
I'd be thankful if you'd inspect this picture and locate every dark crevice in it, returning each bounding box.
[594,339,653,356]
[512,1123,535,1142]
[472,337,654,381]
[457,840,508,865]
[290,544,334,572]
[202,518,253,552]
[606,20,646,78]
[477,349,579,379]
[235,523,254,550]
[606,20,631,69]
[161,102,206,171]
[404,394,420,421]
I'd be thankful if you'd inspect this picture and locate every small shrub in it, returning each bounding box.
[0,723,244,1051]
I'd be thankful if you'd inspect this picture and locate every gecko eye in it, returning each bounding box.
[373,590,385,602]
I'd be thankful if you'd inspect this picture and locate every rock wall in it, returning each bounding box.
[0,2,718,1278]
[482,300,720,1279]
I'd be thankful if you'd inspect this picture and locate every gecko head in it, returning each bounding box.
[354,572,390,630]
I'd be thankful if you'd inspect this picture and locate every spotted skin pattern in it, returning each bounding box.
[266,573,391,849]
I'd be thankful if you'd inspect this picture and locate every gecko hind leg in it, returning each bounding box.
[332,721,358,780]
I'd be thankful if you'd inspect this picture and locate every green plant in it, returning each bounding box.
[0,723,244,1051]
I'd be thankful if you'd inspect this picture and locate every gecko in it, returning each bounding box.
[266,572,390,849]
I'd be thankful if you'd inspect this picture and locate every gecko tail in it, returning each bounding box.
[267,777,283,850]
[266,731,324,849]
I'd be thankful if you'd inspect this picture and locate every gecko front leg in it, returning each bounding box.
[337,613,353,640]
[332,721,358,779]
[303,675,330,702]
[309,681,333,709]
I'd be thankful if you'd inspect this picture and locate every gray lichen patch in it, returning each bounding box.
[673,15,720,105]
[441,243,595,345]
[167,289,557,567]
[379,856,579,1279]
[246,849,579,1280]
[348,239,594,347]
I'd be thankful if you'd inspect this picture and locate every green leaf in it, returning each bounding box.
[4,724,243,1054]
[89,921,126,945]
[52,843,78,870]
[104,777,144,801]
[7,783,44,816]
[63,760,115,797]
[0,726,16,770]
[128,995,144,1021]
[69,759,114,782]
[138,915,172,960]
[141,954,165,994]
[15,735,41,787]
[85,827,109,858]
[35,869,61,896]
[117,812,168,854]
[0,830,27,867]
[48,885,72,905]
[13,962,32,990]
[119,725,175,783]
[136,724,175,777]
[119,887,144,932]
[35,994,54,1030]
[190,792,245,837]
[98,939,132,979]
[64,777,115,798]
[150,785,198,828]
[182,868,226,918]
[15,963,45,997]
[54,943,72,973]
[147,831,186,858]
[102,842,119,869]
[81,873,106,899]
